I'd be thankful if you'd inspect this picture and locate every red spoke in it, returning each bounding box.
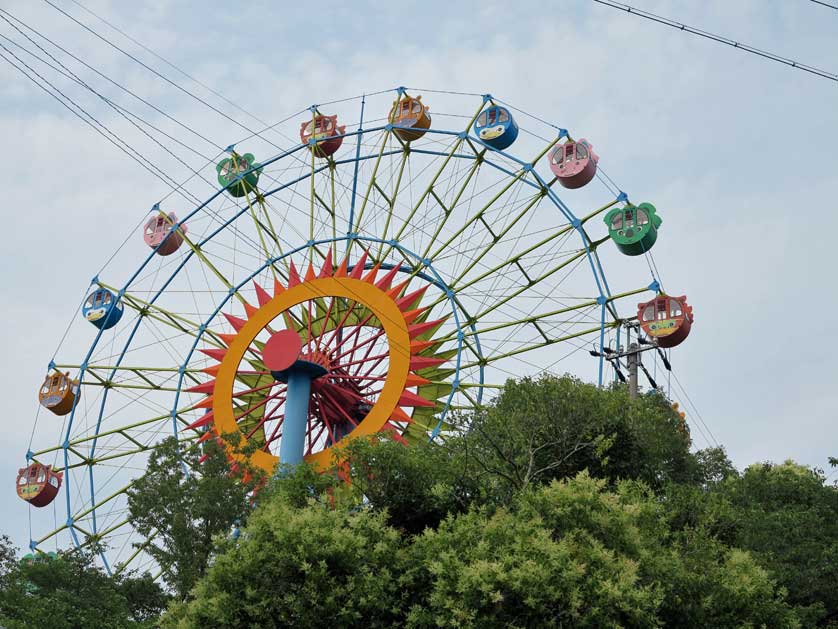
[331,326,387,362]
[239,395,287,440]
[357,348,391,382]
[306,297,314,350]
[338,350,390,371]
[232,379,281,398]
[233,389,285,423]
[314,399,338,446]
[306,423,327,455]
[264,414,285,447]
[322,298,361,349]
[314,295,338,351]
[316,386,362,428]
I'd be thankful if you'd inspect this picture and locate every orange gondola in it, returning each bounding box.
[389,95,431,142]
[637,294,694,348]
[38,371,79,416]
[16,463,62,507]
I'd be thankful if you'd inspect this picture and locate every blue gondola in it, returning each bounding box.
[82,288,123,330]
[474,105,518,151]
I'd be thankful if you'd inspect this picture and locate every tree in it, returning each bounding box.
[126,435,263,600]
[163,495,408,628]
[166,466,801,628]
[463,375,694,501]
[718,461,838,626]
[0,537,167,628]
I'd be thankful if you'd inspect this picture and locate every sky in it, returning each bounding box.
[1,0,836,557]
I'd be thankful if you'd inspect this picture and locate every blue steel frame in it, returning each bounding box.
[32,88,639,573]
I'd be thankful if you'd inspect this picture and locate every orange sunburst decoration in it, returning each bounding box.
[183,249,449,474]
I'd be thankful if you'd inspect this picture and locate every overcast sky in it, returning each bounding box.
[1,0,836,555]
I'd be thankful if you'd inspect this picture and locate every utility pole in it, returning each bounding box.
[589,321,668,398]
[627,342,639,399]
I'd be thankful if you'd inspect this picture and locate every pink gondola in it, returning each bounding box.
[549,139,598,189]
[144,212,186,256]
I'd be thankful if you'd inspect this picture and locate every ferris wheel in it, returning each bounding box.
[18,87,694,574]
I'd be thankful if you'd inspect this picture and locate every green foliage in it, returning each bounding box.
[463,375,693,501]
[167,470,801,628]
[162,499,408,628]
[721,461,838,625]
[126,435,264,600]
[0,537,167,628]
[338,434,484,534]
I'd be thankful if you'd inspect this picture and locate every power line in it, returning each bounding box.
[66,0,277,134]
[0,7,222,152]
[0,13,217,193]
[590,0,838,83]
[810,0,838,10]
[41,0,285,149]
[0,40,198,203]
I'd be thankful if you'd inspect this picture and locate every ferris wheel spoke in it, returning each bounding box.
[373,150,409,259]
[352,129,395,234]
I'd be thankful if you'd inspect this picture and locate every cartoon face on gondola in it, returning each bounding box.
[85,294,111,321]
[82,288,123,329]
[473,105,518,150]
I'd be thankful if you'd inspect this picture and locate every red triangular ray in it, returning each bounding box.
[184,412,214,431]
[410,355,447,371]
[404,373,431,387]
[198,454,208,464]
[398,390,436,407]
[335,256,349,277]
[224,312,247,331]
[375,265,401,290]
[304,262,316,282]
[390,406,414,424]
[193,395,214,409]
[397,285,428,310]
[254,281,272,306]
[243,302,259,317]
[319,249,334,278]
[200,348,227,362]
[287,261,301,287]
[362,262,382,284]
[386,280,410,299]
[402,308,425,324]
[198,429,218,444]
[349,251,369,279]
[186,381,216,394]
[273,277,285,296]
[408,319,446,339]
[218,333,237,346]
[202,364,221,376]
[410,339,435,353]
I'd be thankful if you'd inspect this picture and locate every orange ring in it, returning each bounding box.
[212,276,411,472]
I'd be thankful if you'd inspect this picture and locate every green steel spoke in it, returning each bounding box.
[386,100,486,252]
[461,248,592,323]
[351,128,392,234]
[461,323,616,368]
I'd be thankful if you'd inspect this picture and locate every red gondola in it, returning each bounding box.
[637,294,694,348]
[300,115,345,158]
[16,463,62,507]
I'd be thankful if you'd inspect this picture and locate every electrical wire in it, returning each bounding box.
[42,0,290,153]
[0,7,222,153]
[0,41,200,204]
[809,0,838,10]
[590,0,838,83]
